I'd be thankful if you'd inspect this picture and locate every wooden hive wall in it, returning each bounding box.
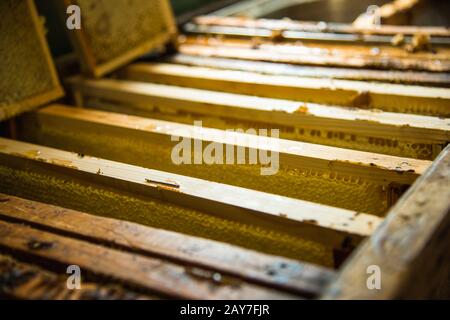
[64,0,177,77]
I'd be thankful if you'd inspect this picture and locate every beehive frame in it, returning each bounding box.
[0,0,63,121]
[322,145,450,299]
[1,0,449,300]
[61,0,177,78]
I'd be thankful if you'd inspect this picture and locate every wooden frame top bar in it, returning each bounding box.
[60,0,177,77]
[322,145,450,299]
[69,75,450,146]
[0,0,63,121]
[185,22,450,46]
[40,104,431,186]
[121,62,450,118]
[0,137,381,246]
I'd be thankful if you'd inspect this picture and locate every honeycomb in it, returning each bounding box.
[0,0,62,120]
[69,0,173,73]
[22,119,391,215]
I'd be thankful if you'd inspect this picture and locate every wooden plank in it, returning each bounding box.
[0,0,63,121]
[193,15,450,37]
[353,0,420,27]
[322,145,450,299]
[0,254,150,300]
[59,0,177,77]
[169,54,450,87]
[0,193,335,297]
[209,0,304,19]
[178,39,450,73]
[0,137,379,266]
[120,61,450,123]
[0,220,296,299]
[68,75,450,160]
[20,104,432,216]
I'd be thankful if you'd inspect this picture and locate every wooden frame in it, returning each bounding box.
[0,0,63,122]
[67,76,449,161]
[0,137,382,266]
[61,0,177,77]
[2,0,449,300]
[186,19,450,46]
[321,145,450,299]
[0,254,150,300]
[0,193,334,298]
[168,54,450,87]
[353,0,421,28]
[20,104,433,217]
[181,4,450,73]
[0,220,297,299]
[119,62,450,118]
[192,15,450,38]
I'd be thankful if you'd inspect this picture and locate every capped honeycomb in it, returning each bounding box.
[65,0,176,76]
[0,0,63,121]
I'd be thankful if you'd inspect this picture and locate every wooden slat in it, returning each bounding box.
[32,105,432,182]
[178,37,450,73]
[0,0,63,121]
[193,16,450,37]
[322,145,450,299]
[119,62,450,117]
[0,254,150,300]
[169,54,450,87]
[59,0,177,77]
[0,137,379,266]
[184,22,450,46]
[0,193,335,297]
[0,220,296,299]
[181,35,450,61]
[353,0,420,27]
[20,105,432,216]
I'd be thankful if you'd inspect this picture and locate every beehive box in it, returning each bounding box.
[62,0,177,77]
[0,0,63,121]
